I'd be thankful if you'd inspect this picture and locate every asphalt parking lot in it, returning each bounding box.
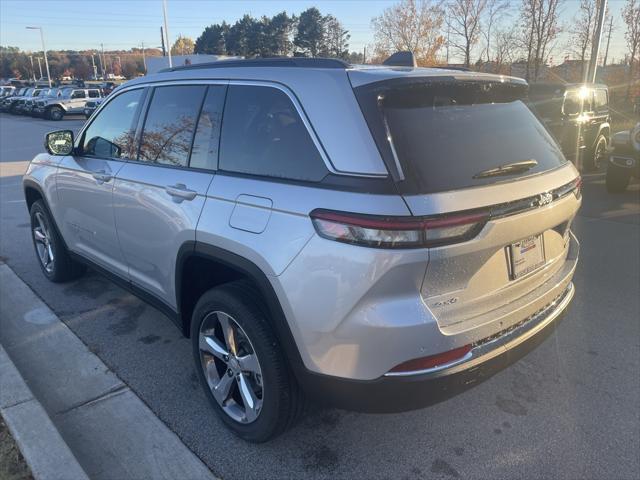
[1,112,639,480]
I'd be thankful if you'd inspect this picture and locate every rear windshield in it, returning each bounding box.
[355,79,567,194]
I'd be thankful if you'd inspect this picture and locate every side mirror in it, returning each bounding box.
[45,130,74,156]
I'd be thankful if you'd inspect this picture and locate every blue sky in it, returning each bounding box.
[0,0,629,64]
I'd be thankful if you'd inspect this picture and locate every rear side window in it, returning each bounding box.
[82,88,143,159]
[189,85,226,170]
[88,90,100,98]
[219,85,327,181]
[595,89,608,112]
[71,90,86,99]
[355,80,567,194]
[138,85,206,167]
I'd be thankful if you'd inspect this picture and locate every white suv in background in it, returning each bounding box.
[33,86,102,120]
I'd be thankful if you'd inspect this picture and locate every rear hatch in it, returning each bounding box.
[352,73,581,332]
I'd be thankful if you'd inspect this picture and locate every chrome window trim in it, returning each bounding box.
[79,79,388,179]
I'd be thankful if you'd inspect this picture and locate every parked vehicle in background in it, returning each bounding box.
[0,85,16,97]
[99,81,117,95]
[20,88,58,115]
[23,57,580,442]
[2,87,34,113]
[14,88,44,114]
[529,83,610,172]
[83,97,104,119]
[0,87,26,111]
[606,122,640,193]
[33,87,102,120]
[29,88,62,116]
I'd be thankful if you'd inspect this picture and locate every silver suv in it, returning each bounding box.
[23,57,581,442]
[33,86,102,120]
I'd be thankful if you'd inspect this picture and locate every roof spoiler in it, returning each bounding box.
[382,51,417,67]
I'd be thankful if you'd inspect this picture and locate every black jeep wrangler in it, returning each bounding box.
[529,83,610,171]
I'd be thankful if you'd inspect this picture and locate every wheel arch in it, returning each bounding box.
[596,122,611,145]
[23,179,69,251]
[175,241,306,375]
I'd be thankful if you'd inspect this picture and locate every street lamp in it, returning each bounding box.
[26,27,52,87]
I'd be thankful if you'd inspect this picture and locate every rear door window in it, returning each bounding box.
[219,85,327,181]
[138,85,206,167]
[355,80,567,195]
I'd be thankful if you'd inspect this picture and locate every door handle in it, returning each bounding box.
[92,170,112,184]
[165,183,197,202]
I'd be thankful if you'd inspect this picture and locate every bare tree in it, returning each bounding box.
[520,0,563,81]
[371,0,445,65]
[570,0,597,79]
[623,0,640,100]
[492,26,521,73]
[480,0,510,64]
[445,0,488,67]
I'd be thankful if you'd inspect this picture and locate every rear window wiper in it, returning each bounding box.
[472,159,538,179]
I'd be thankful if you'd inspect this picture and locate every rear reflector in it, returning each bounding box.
[389,345,472,373]
[310,209,487,249]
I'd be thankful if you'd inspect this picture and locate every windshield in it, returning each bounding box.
[355,79,567,194]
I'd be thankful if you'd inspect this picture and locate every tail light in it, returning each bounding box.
[573,176,582,200]
[310,209,488,249]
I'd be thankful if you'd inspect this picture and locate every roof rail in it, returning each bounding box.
[160,57,350,72]
[431,66,472,72]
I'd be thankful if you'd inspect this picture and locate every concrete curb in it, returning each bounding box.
[0,263,217,480]
[0,345,89,480]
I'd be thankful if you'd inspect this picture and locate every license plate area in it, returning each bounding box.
[508,234,546,280]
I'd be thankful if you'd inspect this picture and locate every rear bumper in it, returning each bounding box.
[298,281,574,413]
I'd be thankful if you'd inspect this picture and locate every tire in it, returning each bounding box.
[29,200,85,282]
[584,134,607,172]
[47,106,64,121]
[606,164,631,193]
[191,281,304,442]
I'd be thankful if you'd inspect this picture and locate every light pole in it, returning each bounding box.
[26,26,51,87]
[91,54,98,80]
[586,0,608,83]
[141,41,147,73]
[162,0,172,68]
[36,57,43,79]
[100,43,106,79]
[29,55,36,82]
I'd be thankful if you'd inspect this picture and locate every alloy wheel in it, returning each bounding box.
[198,311,264,424]
[33,212,54,273]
